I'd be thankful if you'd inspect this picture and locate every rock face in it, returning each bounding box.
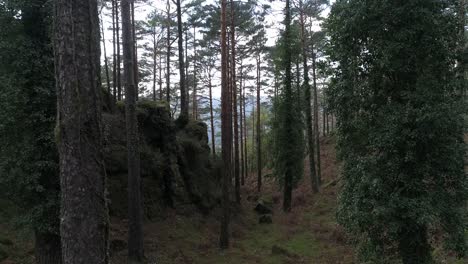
[102,100,221,218]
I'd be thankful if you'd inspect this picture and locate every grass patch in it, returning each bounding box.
[283,232,320,258]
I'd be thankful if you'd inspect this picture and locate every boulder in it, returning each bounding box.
[254,200,272,215]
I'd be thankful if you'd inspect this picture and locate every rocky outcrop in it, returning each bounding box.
[102,100,221,218]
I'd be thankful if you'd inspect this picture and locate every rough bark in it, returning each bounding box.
[35,230,62,264]
[54,0,109,262]
[176,0,188,121]
[121,0,144,261]
[219,0,231,250]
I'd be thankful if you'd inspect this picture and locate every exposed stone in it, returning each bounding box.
[103,100,220,217]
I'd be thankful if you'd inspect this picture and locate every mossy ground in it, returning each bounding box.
[109,137,355,264]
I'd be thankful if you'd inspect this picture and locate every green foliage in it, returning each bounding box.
[0,0,59,234]
[270,9,305,189]
[326,0,467,262]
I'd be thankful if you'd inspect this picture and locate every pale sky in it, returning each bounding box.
[99,0,331,101]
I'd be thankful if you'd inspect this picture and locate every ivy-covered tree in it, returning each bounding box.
[0,0,61,262]
[326,0,467,262]
[274,0,305,212]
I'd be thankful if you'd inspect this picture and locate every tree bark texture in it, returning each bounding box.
[54,0,109,262]
[121,0,144,261]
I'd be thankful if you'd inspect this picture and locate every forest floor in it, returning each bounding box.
[1,137,466,264]
[109,136,356,264]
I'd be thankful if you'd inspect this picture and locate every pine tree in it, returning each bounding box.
[299,0,318,193]
[276,0,305,213]
[176,0,188,121]
[121,0,144,261]
[219,0,231,250]
[54,0,109,262]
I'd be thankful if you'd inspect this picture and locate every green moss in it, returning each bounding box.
[283,232,320,258]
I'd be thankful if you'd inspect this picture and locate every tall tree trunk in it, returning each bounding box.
[312,43,322,185]
[230,0,240,204]
[326,112,329,135]
[35,230,62,264]
[239,60,245,186]
[300,0,318,193]
[176,0,188,121]
[122,0,144,261]
[131,1,138,100]
[166,0,171,104]
[209,70,216,156]
[282,0,293,213]
[185,28,189,111]
[256,53,262,193]
[159,28,163,100]
[152,26,157,101]
[54,0,109,262]
[192,26,198,119]
[112,0,117,99]
[322,105,325,136]
[252,99,255,174]
[243,70,248,182]
[219,0,231,250]
[296,58,300,100]
[100,12,111,95]
[331,114,334,131]
[116,0,122,100]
